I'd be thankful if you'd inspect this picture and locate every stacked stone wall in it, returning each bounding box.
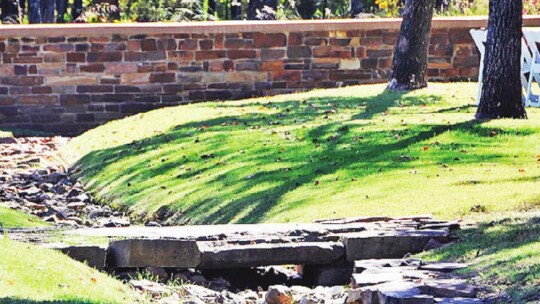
[1,17,539,134]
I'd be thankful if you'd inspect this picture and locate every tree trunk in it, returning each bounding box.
[248,0,277,20]
[71,0,83,21]
[1,0,20,23]
[40,0,55,23]
[351,0,362,18]
[475,0,526,119]
[231,0,242,19]
[388,0,435,90]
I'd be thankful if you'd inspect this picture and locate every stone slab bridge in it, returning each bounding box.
[47,215,458,285]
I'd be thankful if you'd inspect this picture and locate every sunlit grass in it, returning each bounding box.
[0,237,143,303]
[421,212,540,302]
[0,207,48,229]
[62,83,540,224]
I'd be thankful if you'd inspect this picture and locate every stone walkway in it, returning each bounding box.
[0,136,130,228]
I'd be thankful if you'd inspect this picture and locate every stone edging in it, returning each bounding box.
[0,16,539,38]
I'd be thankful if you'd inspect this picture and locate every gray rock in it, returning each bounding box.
[419,263,468,273]
[423,279,477,298]
[198,242,345,269]
[344,230,450,261]
[109,239,201,268]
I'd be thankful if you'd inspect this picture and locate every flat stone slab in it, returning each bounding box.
[351,269,403,288]
[46,244,107,270]
[435,298,485,303]
[419,262,468,272]
[109,239,201,268]
[423,279,478,298]
[349,282,434,304]
[344,230,450,261]
[198,242,345,268]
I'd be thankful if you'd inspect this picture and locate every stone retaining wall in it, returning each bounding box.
[1,17,539,134]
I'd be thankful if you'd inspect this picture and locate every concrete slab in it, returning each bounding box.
[198,242,345,268]
[46,244,107,270]
[109,239,201,268]
[343,230,450,261]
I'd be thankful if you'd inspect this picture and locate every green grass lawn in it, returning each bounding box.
[0,237,143,304]
[62,83,540,225]
[0,207,48,229]
[422,212,540,302]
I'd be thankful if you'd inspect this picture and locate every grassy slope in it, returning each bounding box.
[0,207,48,229]
[422,212,540,302]
[0,238,143,304]
[62,83,540,225]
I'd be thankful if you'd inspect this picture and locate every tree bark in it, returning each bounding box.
[351,0,363,18]
[475,0,526,119]
[388,0,435,91]
[1,0,20,23]
[248,0,277,20]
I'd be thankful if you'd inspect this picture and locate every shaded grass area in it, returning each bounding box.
[62,83,540,224]
[421,213,540,303]
[0,238,143,304]
[0,206,48,229]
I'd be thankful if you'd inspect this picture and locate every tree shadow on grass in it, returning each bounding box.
[70,88,520,224]
[425,215,540,302]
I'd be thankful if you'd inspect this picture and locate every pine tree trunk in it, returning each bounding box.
[248,0,277,20]
[388,0,435,91]
[40,0,55,23]
[351,0,363,18]
[1,0,20,23]
[475,0,526,119]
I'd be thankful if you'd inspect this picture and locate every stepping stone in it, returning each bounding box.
[343,230,450,261]
[423,279,478,298]
[354,259,403,272]
[419,262,468,272]
[109,239,201,268]
[198,242,345,269]
[349,281,434,304]
[351,268,403,288]
[354,258,423,273]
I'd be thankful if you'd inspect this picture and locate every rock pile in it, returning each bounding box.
[0,137,130,228]
[127,259,485,304]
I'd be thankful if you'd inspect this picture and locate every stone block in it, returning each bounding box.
[87,52,122,62]
[53,245,108,270]
[343,230,450,261]
[198,242,345,269]
[109,239,201,268]
[303,262,353,286]
[253,33,286,48]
